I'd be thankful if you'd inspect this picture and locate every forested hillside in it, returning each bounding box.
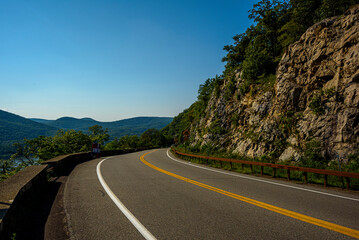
[0,110,58,159]
[163,0,359,167]
[31,116,173,138]
[0,110,172,159]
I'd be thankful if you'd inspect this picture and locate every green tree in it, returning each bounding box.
[88,125,110,146]
[11,140,39,166]
[316,0,356,19]
[11,130,92,163]
[0,159,15,174]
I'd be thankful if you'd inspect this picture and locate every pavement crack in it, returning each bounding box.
[99,190,105,197]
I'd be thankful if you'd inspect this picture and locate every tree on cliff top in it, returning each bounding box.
[222,0,359,82]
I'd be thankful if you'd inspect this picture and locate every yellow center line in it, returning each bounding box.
[141,150,359,239]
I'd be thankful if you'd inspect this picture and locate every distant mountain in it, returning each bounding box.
[30,116,173,139]
[0,110,172,159]
[30,117,97,131]
[0,110,57,142]
[0,110,57,159]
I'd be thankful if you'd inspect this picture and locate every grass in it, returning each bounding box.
[172,149,359,190]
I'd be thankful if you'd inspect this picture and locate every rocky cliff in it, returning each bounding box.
[188,5,359,163]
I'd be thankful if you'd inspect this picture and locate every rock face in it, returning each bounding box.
[189,5,359,162]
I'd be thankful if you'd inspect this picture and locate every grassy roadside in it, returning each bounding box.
[171,147,359,190]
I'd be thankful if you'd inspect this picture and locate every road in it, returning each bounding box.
[61,149,359,239]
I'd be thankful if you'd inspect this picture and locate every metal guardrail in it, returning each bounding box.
[171,148,359,189]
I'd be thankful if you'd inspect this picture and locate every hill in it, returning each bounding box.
[30,116,173,139]
[0,110,57,142]
[163,3,359,166]
[0,110,58,159]
[0,111,172,159]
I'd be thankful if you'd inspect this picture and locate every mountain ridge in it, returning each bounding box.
[30,116,173,137]
[0,110,172,159]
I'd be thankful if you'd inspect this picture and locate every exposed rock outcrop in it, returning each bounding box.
[189,5,359,162]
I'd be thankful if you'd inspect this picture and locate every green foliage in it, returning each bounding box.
[163,0,359,156]
[105,129,172,150]
[224,77,237,101]
[197,75,224,103]
[208,119,227,135]
[2,124,173,182]
[11,129,92,164]
[309,91,325,115]
[231,113,239,128]
[198,78,214,105]
[11,233,17,240]
[278,111,302,135]
[317,0,359,19]
[345,153,359,173]
[31,116,173,139]
[299,138,328,168]
[0,109,173,159]
[309,88,337,115]
[222,33,250,72]
[88,125,110,146]
[0,110,57,142]
[238,81,251,97]
[222,0,358,84]
[161,87,218,144]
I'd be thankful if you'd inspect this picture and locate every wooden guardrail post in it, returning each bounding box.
[250,164,253,173]
[273,168,276,178]
[287,170,290,181]
[346,177,350,189]
[261,166,264,176]
[324,174,328,187]
[303,172,307,183]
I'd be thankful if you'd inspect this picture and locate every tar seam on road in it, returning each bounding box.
[166,149,359,202]
[97,157,157,240]
[141,150,359,239]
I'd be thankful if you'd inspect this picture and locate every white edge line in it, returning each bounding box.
[166,149,359,202]
[97,158,157,240]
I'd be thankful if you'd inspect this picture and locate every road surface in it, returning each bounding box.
[61,149,359,239]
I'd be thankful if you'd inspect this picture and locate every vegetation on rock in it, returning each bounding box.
[165,1,359,171]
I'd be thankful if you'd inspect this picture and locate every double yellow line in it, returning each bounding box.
[140,150,359,239]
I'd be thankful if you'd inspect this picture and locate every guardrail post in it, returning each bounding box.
[230,161,233,169]
[220,160,223,168]
[261,166,263,176]
[303,172,307,183]
[250,164,253,173]
[346,177,350,189]
[324,174,328,187]
[287,170,290,181]
[273,168,276,178]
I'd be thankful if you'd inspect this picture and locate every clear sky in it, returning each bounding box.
[0,0,255,121]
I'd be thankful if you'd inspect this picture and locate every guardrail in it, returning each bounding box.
[171,148,359,189]
[0,148,149,239]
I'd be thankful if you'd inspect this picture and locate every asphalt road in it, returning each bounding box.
[62,149,359,239]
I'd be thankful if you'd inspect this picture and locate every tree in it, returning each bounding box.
[88,125,110,146]
[11,130,92,164]
[0,159,15,174]
[11,140,39,166]
[316,0,359,19]
[222,0,290,82]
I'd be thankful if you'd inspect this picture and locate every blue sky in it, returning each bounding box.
[0,0,255,121]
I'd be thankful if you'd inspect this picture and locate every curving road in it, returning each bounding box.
[61,149,359,239]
